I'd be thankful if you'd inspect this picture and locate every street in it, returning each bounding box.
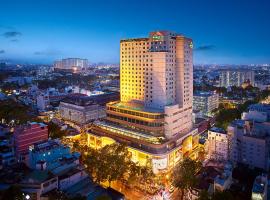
[111,181,182,200]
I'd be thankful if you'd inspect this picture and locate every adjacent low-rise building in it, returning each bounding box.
[29,139,80,171]
[188,166,219,199]
[214,162,233,191]
[207,127,228,161]
[57,165,87,191]
[228,104,270,171]
[36,93,50,111]
[0,146,15,166]
[244,104,270,121]
[59,92,119,125]
[20,170,58,200]
[14,122,48,162]
[251,174,268,200]
[193,91,219,117]
[0,127,15,167]
[27,139,88,199]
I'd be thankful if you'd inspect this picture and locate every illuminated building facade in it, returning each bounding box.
[219,69,255,88]
[87,31,197,172]
[207,127,228,161]
[193,91,219,117]
[59,93,119,125]
[54,58,88,72]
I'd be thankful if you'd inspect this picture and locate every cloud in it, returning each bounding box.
[0,25,14,30]
[0,50,5,54]
[34,51,44,55]
[2,31,22,38]
[10,39,19,42]
[34,49,62,56]
[195,45,216,51]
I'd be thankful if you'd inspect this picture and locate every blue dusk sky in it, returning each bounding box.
[0,0,269,64]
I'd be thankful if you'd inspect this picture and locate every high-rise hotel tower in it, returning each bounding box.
[87,31,197,172]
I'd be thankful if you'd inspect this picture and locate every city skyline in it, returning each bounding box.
[0,0,270,65]
[1,23,270,199]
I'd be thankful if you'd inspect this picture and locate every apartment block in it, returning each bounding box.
[219,69,254,88]
[14,122,48,162]
[193,91,219,117]
[228,105,270,170]
[54,58,88,72]
[207,127,228,161]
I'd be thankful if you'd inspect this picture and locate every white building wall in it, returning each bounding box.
[150,52,167,108]
[41,177,58,194]
[54,58,88,71]
[59,102,105,124]
[37,94,49,111]
[228,124,270,170]
[164,105,193,139]
[242,110,268,122]
[219,70,254,88]
[59,170,87,190]
[208,130,228,161]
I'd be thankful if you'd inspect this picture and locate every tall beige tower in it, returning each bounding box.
[119,31,193,138]
[88,31,196,172]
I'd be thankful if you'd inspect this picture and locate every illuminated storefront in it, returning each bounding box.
[87,123,197,172]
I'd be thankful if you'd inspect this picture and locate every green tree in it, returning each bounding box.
[100,143,130,186]
[172,158,202,200]
[215,108,240,130]
[126,161,141,185]
[0,100,38,125]
[84,144,130,185]
[48,122,66,139]
[84,147,100,179]
[83,143,155,188]
[215,98,262,130]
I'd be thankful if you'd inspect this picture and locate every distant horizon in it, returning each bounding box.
[1,58,269,67]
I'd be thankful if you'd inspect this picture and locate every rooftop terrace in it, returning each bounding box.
[94,120,164,144]
[89,121,195,155]
[108,101,163,114]
[120,38,148,42]
[31,139,65,152]
[61,92,119,107]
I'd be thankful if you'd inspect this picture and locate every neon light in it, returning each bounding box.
[152,35,162,40]
[189,42,193,49]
